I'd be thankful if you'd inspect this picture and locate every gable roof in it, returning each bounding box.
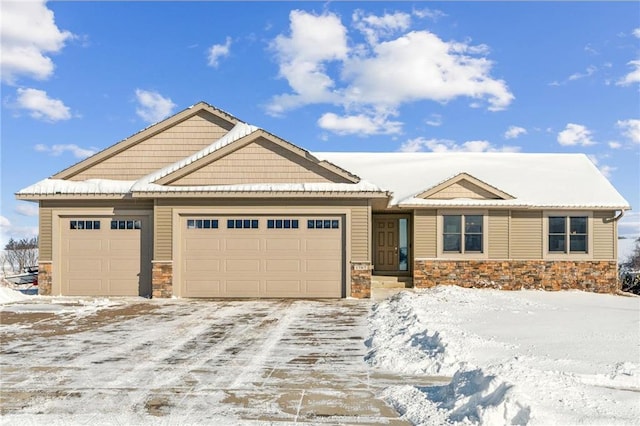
[52,102,239,180]
[416,172,515,200]
[314,152,630,209]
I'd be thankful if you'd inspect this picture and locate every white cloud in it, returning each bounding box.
[268,10,514,133]
[619,211,640,237]
[0,215,39,250]
[34,143,96,159]
[633,28,640,38]
[134,89,176,123]
[617,60,640,86]
[413,8,447,21]
[352,10,411,45]
[317,112,402,135]
[568,65,597,81]
[557,123,596,146]
[15,203,39,217]
[399,137,519,153]
[616,119,640,144]
[16,88,71,121]
[504,125,527,139]
[0,0,73,84]
[207,37,231,68]
[588,155,616,178]
[608,141,622,149]
[268,10,348,115]
[425,114,442,127]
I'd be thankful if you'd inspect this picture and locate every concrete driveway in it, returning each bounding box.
[1,297,413,425]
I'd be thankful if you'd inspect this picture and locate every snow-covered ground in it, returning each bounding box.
[2,285,638,425]
[367,287,640,425]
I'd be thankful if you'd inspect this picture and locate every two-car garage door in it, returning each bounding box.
[179,215,344,298]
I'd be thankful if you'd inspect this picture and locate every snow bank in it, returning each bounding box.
[0,286,32,304]
[367,287,640,425]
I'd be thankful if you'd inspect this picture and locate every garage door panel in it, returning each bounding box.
[109,280,139,296]
[225,238,260,251]
[67,258,103,273]
[185,238,220,251]
[225,259,260,272]
[306,259,341,272]
[266,239,301,251]
[68,279,102,294]
[265,280,302,294]
[265,259,301,272]
[224,280,261,296]
[185,280,221,297]
[68,239,103,252]
[186,259,221,272]
[181,215,343,298]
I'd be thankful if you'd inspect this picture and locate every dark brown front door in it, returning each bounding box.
[374,217,399,272]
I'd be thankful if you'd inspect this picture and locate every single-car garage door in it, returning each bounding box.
[60,216,151,296]
[180,215,344,298]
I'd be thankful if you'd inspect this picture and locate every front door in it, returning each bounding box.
[373,216,409,273]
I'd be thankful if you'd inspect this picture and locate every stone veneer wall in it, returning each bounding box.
[350,262,372,299]
[414,260,618,293]
[38,262,53,296]
[152,261,173,298]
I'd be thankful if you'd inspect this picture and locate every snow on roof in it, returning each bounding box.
[314,152,630,209]
[133,181,383,194]
[135,121,259,187]
[16,179,135,196]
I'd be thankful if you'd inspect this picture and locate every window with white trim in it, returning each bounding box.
[548,216,588,253]
[443,214,483,253]
[307,219,339,229]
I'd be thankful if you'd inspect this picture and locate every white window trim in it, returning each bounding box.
[437,210,488,259]
[543,211,593,260]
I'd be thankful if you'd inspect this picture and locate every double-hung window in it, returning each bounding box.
[443,214,484,253]
[548,216,588,253]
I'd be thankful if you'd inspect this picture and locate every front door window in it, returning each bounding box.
[374,216,410,273]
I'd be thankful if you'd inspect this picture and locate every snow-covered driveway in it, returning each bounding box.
[1,297,411,425]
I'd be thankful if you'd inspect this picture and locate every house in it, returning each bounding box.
[16,102,630,299]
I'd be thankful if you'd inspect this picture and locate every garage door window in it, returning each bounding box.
[227,219,259,229]
[308,219,339,229]
[111,219,142,230]
[187,219,219,229]
[70,220,101,230]
[267,219,299,229]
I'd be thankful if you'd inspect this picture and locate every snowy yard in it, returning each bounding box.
[367,287,640,425]
[1,287,638,425]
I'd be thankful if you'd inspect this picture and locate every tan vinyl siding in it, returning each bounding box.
[511,210,543,259]
[593,211,615,260]
[350,203,370,261]
[170,138,350,186]
[39,206,53,261]
[414,209,437,258]
[429,181,499,200]
[70,112,233,181]
[154,205,173,260]
[488,210,509,259]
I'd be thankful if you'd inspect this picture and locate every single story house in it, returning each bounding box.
[17,102,630,298]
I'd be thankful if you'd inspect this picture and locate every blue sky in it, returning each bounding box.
[1,1,639,247]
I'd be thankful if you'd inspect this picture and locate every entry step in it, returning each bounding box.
[371,275,413,288]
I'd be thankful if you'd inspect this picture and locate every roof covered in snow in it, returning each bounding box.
[15,105,630,210]
[314,152,630,209]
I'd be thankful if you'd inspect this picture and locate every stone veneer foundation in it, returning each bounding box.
[152,261,173,298]
[413,259,618,293]
[37,262,53,296]
[350,261,372,299]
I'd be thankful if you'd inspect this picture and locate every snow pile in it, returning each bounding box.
[0,286,32,304]
[367,287,640,425]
